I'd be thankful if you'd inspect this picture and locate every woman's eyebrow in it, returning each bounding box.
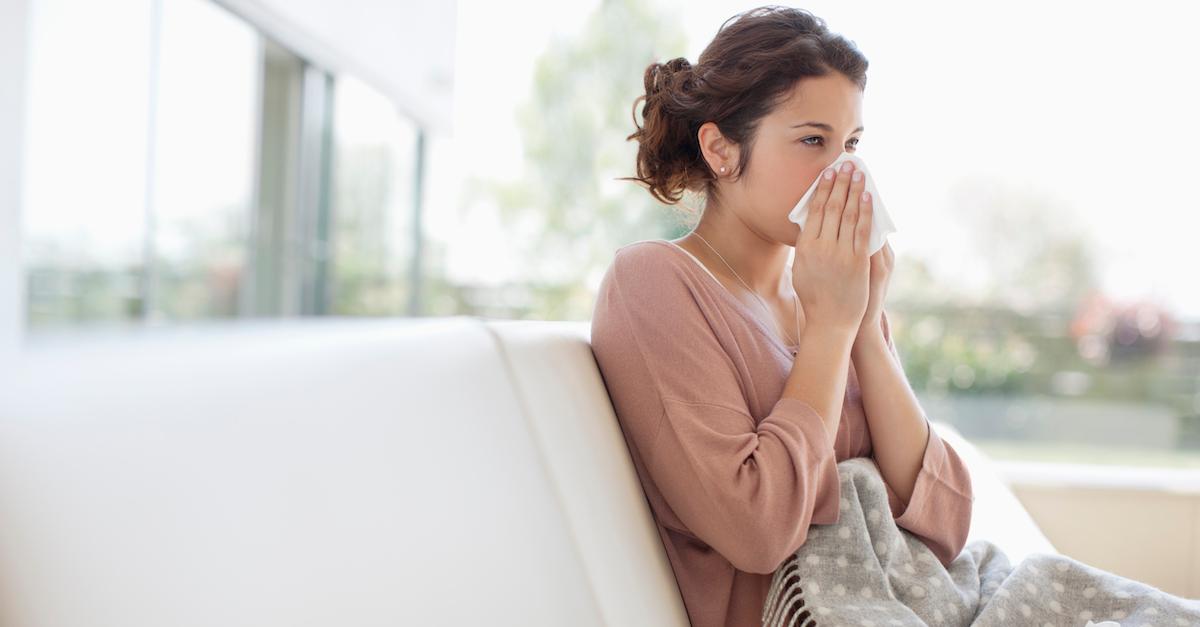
[791,121,865,133]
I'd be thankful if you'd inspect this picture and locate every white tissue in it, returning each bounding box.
[1083,621,1121,627]
[787,151,896,256]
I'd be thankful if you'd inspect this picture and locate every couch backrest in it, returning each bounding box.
[483,319,691,626]
[0,316,688,627]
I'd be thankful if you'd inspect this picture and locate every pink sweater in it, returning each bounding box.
[589,239,974,627]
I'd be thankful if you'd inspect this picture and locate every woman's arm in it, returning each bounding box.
[850,315,927,505]
[853,309,974,568]
[779,323,858,442]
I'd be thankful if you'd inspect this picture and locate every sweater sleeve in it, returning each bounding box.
[589,245,842,576]
[870,309,975,569]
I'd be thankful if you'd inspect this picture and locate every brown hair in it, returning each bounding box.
[619,5,869,212]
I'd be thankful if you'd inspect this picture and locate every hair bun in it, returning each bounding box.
[649,57,695,98]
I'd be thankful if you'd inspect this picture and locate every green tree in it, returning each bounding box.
[459,0,691,320]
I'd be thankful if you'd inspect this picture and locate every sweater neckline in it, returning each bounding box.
[649,239,802,353]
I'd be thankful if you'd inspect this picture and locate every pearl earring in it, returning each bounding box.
[720,166,727,173]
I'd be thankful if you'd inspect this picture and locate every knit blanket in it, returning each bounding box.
[762,458,1200,627]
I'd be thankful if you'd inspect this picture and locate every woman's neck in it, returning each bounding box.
[684,209,792,298]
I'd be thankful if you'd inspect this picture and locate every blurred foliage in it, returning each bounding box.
[454,0,693,320]
[153,206,247,320]
[26,201,247,326]
[888,307,1039,396]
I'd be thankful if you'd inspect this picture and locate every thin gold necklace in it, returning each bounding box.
[691,232,800,347]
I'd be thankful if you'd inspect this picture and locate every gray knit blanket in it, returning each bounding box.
[763,458,1200,627]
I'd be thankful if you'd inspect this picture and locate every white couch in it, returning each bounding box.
[0,315,1056,626]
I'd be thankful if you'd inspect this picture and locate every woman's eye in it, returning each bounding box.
[801,136,861,148]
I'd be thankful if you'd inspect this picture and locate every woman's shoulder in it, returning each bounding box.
[614,238,680,262]
[598,239,711,309]
[593,239,704,326]
[607,239,693,282]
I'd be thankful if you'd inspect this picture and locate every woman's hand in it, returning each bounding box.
[791,160,872,336]
[853,240,895,352]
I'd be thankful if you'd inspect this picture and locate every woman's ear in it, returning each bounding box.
[697,121,738,176]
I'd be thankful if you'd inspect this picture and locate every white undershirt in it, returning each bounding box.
[657,239,721,282]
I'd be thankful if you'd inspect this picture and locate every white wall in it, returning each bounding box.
[0,0,31,367]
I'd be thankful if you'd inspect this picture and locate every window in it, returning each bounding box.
[22,0,430,327]
[149,0,258,321]
[23,0,154,328]
[329,76,421,316]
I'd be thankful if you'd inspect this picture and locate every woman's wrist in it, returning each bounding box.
[850,328,888,360]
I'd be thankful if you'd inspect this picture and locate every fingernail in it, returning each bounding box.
[823,168,835,180]
[861,190,870,202]
[852,170,863,182]
[840,162,854,173]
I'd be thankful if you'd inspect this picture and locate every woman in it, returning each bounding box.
[589,7,974,627]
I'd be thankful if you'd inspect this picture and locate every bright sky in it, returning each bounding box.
[430,0,1200,320]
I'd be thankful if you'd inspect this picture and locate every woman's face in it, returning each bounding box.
[711,73,865,245]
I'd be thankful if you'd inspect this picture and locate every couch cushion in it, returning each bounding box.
[0,317,610,626]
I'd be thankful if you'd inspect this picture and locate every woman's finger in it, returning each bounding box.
[856,190,873,256]
[839,166,866,246]
[802,166,836,241]
[819,161,854,242]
